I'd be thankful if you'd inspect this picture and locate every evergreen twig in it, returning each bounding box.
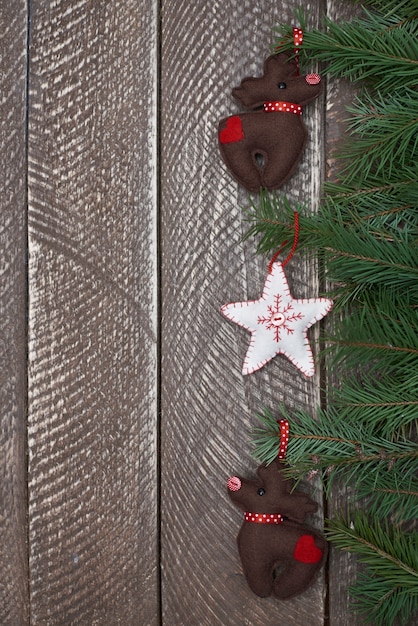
[252,407,418,524]
[273,9,418,93]
[248,4,418,624]
[326,513,418,626]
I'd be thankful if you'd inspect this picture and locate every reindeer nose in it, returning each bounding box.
[227,476,242,492]
[305,73,321,85]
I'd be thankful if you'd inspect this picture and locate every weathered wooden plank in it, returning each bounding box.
[27,1,159,623]
[160,1,326,623]
[0,1,29,624]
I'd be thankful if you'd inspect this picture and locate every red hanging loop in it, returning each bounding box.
[275,26,303,62]
[293,27,304,76]
[277,419,290,460]
[268,211,300,274]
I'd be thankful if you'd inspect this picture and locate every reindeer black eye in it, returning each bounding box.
[257,488,266,496]
[278,82,287,89]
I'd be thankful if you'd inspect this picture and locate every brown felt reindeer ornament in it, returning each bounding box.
[218,29,321,191]
[227,419,327,599]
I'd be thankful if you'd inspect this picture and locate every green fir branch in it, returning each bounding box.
[324,173,418,210]
[339,89,418,182]
[245,179,418,254]
[326,513,418,626]
[331,374,418,438]
[273,10,418,94]
[356,472,418,522]
[324,285,418,375]
[254,6,418,624]
[243,191,304,257]
[321,218,418,293]
[363,0,418,19]
[244,192,418,302]
[252,407,418,523]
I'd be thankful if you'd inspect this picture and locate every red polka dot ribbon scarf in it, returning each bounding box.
[245,512,283,524]
[264,101,303,115]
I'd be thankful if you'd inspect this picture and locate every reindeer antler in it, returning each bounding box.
[232,53,298,109]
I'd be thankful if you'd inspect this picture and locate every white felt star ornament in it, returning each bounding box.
[221,262,333,376]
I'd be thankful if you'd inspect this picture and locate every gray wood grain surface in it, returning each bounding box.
[160,1,327,623]
[27,1,159,623]
[0,1,29,624]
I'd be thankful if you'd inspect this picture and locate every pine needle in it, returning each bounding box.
[248,6,418,623]
[326,513,418,626]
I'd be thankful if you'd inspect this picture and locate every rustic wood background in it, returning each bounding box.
[0,0,373,624]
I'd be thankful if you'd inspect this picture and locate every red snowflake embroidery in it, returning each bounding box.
[257,294,303,342]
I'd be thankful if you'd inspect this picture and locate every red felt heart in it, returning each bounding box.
[219,116,244,144]
[293,534,323,564]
